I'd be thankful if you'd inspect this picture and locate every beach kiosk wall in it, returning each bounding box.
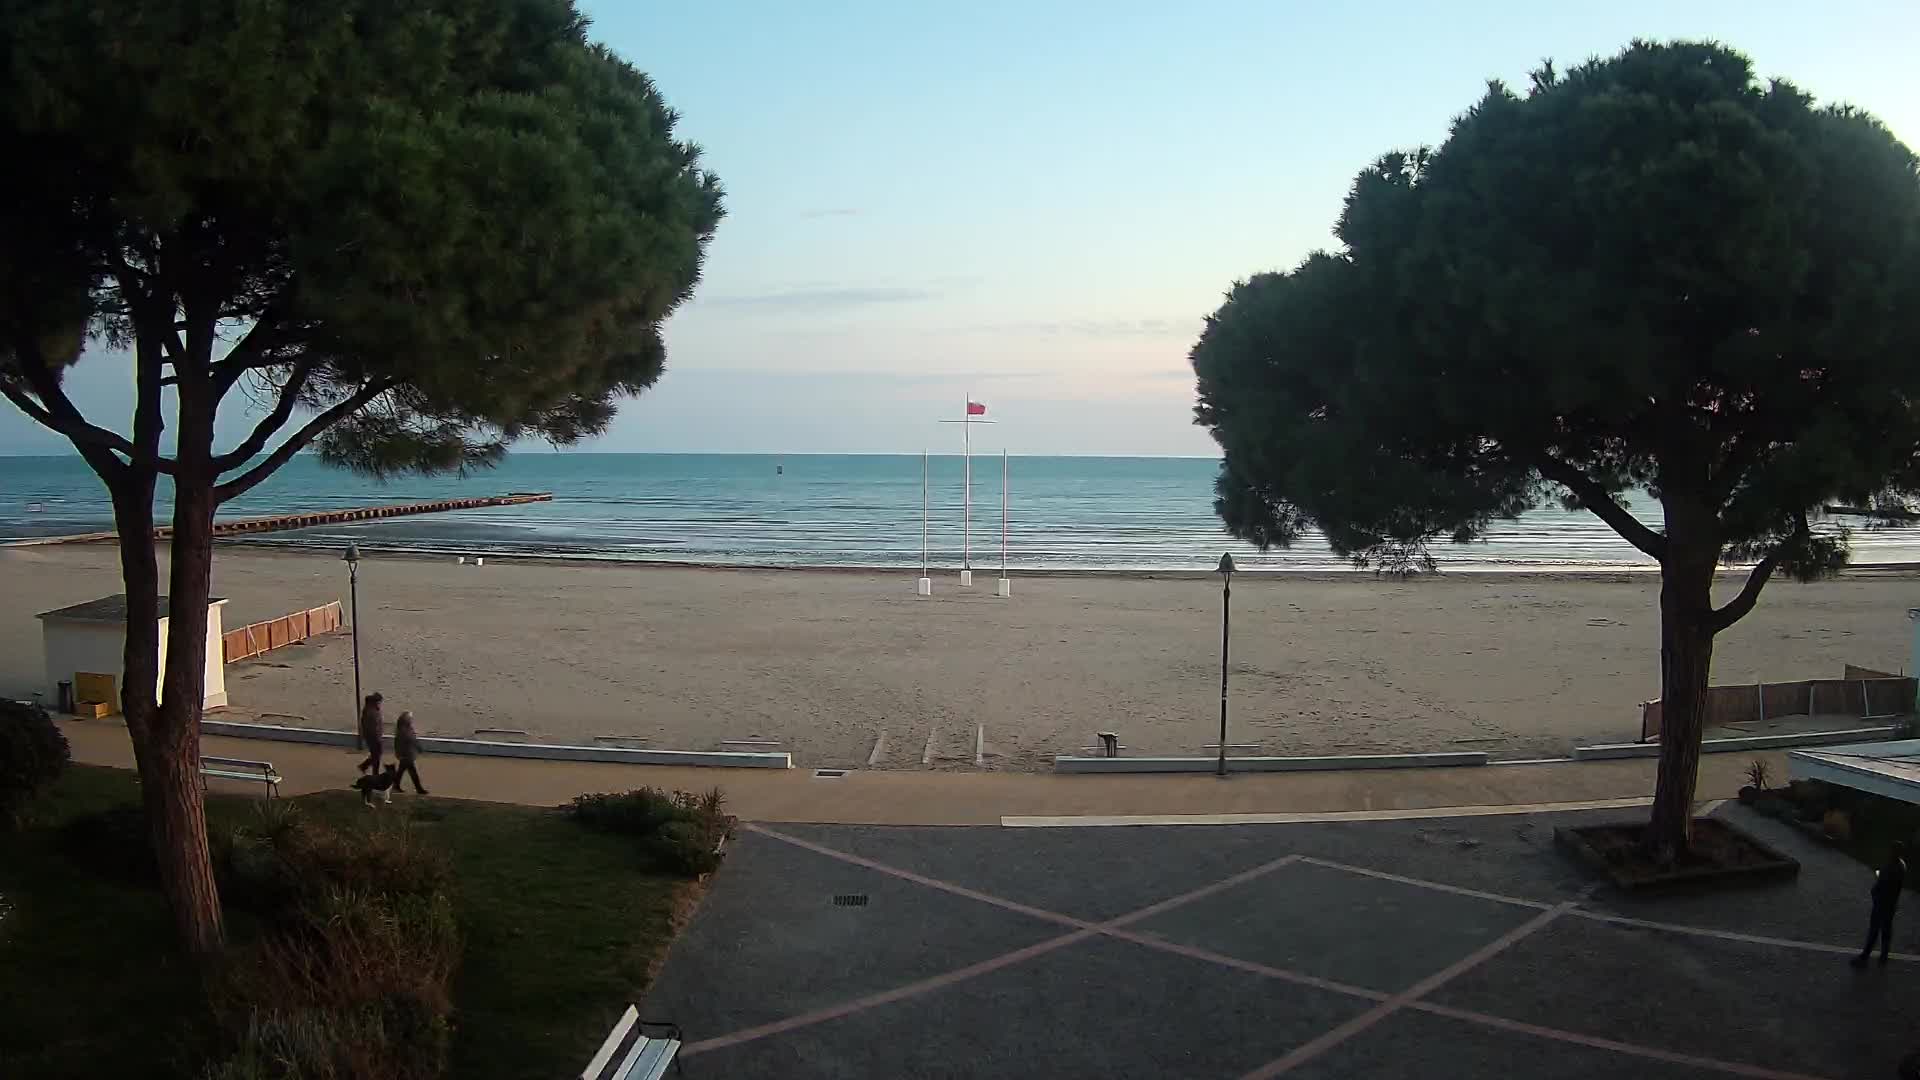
[36,594,229,713]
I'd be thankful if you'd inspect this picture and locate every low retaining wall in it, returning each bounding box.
[1053,751,1489,774]
[1574,725,1902,760]
[199,719,791,769]
[224,602,342,663]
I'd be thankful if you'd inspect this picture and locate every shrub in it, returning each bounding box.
[217,805,451,919]
[209,815,459,1079]
[1745,759,1771,792]
[0,699,70,827]
[565,788,682,835]
[566,786,732,877]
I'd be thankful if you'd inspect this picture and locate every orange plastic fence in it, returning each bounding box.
[222,601,343,663]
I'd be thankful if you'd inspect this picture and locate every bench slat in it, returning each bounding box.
[582,1006,640,1080]
[617,1038,678,1080]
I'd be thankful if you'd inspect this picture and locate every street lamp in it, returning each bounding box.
[344,543,363,726]
[1216,552,1236,778]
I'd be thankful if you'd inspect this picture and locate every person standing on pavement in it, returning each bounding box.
[394,710,428,795]
[356,692,386,774]
[1854,840,1908,967]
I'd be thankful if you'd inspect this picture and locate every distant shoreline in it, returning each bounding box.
[5,535,1897,582]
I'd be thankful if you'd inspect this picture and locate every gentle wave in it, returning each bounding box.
[6,452,1920,571]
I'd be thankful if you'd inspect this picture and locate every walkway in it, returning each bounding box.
[648,807,1912,1078]
[59,717,1775,824]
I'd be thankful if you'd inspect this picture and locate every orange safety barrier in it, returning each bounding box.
[222,601,344,663]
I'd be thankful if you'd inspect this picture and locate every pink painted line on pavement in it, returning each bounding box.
[1304,855,1903,963]
[680,928,1096,1057]
[690,829,1307,1057]
[1412,1002,1833,1080]
[712,826,1859,1076]
[1238,900,1578,1079]
[746,823,1091,930]
[1569,909,1919,963]
[1100,927,1390,1002]
[1104,854,1302,928]
[1296,856,1556,911]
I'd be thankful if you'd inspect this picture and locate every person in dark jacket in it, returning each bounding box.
[1854,840,1908,967]
[356,692,385,774]
[394,710,428,795]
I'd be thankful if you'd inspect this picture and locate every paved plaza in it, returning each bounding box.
[647,806,1919,1079]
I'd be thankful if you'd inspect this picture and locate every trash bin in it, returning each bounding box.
[57,680,73,714]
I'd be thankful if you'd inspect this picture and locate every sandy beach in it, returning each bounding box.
[3,542,1914,770]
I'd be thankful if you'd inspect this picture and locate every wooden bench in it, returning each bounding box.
[200,755,282,798]
[581,1005,682,1080]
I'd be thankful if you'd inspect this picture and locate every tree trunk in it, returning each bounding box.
[148,376,225,953]
[1646,541,1719,859]
[110,474,161,765]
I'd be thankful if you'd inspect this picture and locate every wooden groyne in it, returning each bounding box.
[4,493,552,547]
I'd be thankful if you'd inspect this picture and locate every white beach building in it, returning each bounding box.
[35,593,229,712]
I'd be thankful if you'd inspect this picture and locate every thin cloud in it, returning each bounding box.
[702,286,938,309]
[799,208,861,219]
[945,317,1195,339]
[670,367,1066,386]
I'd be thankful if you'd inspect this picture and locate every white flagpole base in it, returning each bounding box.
[959,569,973,587]
[915,577,932,596]
[996,578,1011,597]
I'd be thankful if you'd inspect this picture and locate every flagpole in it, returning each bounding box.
[962,395,971,575]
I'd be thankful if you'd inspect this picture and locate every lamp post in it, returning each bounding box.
[1216,552,1235,778]
[344,543,362,724]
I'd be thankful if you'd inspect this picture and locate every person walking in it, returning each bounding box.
[1854,840,1908,967]
[394,710,428,795]
[356,692,385,775]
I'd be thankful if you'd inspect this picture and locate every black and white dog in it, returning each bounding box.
[354,763,400,806]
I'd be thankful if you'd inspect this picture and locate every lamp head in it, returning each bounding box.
[1216,552,1236,577]
[343,543,361,565]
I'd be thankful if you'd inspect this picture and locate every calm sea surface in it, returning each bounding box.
[3,453,1917,571]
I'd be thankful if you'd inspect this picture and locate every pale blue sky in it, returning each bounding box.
[4,1,1916,457]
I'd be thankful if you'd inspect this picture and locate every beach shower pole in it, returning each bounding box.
[344,543,362,725]
[997,449,1011,597]
[917,451,932,596]
[1216,552,1235,777]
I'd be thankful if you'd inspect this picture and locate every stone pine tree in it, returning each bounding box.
[0,0,723,951]
[1193,41,1920,857]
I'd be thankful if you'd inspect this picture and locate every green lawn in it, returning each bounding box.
[0,766,696,1079]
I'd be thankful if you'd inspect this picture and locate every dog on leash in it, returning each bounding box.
[354,764,400,806]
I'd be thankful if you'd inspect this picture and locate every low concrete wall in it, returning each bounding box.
[1053,751,1489,774]
[199,719,792,769]
[1573,725,1901,760]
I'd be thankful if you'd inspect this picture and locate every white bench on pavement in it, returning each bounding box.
[200,755,282,798]
[581,1005,682,1080]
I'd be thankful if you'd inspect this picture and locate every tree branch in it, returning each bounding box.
[212,378,396,503]
[210,318,286,394]
[1708,552,1779,633]
[3,344,171,473]
[1534,454,1668,560]
[1708,510,1813,632]
[211,360,315,470]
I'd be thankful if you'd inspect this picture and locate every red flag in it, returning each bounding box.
[967,400,987,416]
